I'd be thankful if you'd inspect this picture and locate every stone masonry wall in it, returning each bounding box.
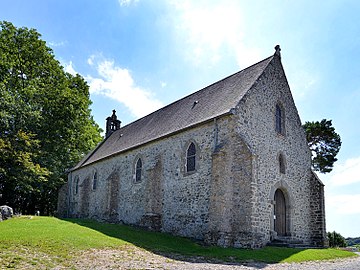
[56,182,68,217]
[62,54,326,248]
[309,172,328,247]
[231,55,325,246]
[107,169,120,222]
[205,116,255,248]
[63,115,258,246]
[66,120,224,240]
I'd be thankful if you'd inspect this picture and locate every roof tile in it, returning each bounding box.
[73,55,274,170]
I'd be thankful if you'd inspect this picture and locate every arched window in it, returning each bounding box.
[275,104,284,134]
[92,171,98,190]
[74,176,79,195]
[279,153,286,174]
[135,158,142,182]
[186,142,196,173]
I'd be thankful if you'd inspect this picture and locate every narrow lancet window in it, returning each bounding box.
[186,142,196,172]
[135,158,142,182]
[74,176,79,195]
[276,105,282,133]
[93,171,97,190]
[279,154,286,174]
[276,104,285,134]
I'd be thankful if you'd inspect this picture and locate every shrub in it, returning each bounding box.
[327,231,347,247]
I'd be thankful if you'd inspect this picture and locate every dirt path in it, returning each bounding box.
[74,246,360,270]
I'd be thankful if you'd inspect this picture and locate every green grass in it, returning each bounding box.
[0,216,357,269]
[0,216,127,268]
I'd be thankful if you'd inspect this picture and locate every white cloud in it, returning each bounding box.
[87,56,95,66]
[327,194,360,215]
[48,41,67,47]
[86,56,163,118]
[287,66,318,100]
[329,157,360,186]
[169,0,261,67]
[282,46,322,101]
[63,61,77,76]
[118,0,138,7]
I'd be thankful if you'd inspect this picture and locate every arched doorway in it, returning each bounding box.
[274,189,287,236]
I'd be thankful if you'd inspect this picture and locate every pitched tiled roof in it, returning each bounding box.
[72,54,274,170]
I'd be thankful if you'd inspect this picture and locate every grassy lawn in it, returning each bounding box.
[0,216,357,269]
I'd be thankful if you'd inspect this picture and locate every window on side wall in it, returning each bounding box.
[135,158,142,183]
[186,142,196,173]
[74,176,79,195]
[279,153,286,174]
[275,104,285,135]
[92,170,97,190]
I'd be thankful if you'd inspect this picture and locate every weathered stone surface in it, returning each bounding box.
[0,205,13,221]
[56,183,68,217]
[58,52,326,248]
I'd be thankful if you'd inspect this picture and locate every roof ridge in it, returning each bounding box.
[118,55,274,130]
[72,53,276,170]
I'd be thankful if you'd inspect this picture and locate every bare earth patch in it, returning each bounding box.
[0,246,68,270]
[74,246,360,270]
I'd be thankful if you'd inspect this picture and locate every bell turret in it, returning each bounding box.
[105,109,121,138]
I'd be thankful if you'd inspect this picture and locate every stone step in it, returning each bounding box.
[268,237,306,248]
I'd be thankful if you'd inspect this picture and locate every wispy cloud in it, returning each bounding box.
[329,157,360,186]
[48,41,67,47]
[327,194,360,215]
[323,157,360,217]
[286,63,319,100]
[118,0,139,7]
[86,56,163,118]
[169,0,261,68]
[63,61,77,76]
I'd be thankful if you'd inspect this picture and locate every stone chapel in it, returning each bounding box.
[58,46,327,248]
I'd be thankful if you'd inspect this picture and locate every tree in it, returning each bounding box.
[0,21,102,214]
[303,119,341,173]
[346,237,360,246]
[327,231,347,248]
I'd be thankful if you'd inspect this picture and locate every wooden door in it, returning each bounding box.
[274,189,286,236]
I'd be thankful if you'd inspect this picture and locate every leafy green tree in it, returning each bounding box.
[0,21,102,214]
[327,231,347,248]
[303,119,341,173]
[346,237,360,246]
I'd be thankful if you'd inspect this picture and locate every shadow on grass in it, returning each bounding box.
[64,218,305,268]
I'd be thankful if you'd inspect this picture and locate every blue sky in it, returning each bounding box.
[1,0,359,238]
